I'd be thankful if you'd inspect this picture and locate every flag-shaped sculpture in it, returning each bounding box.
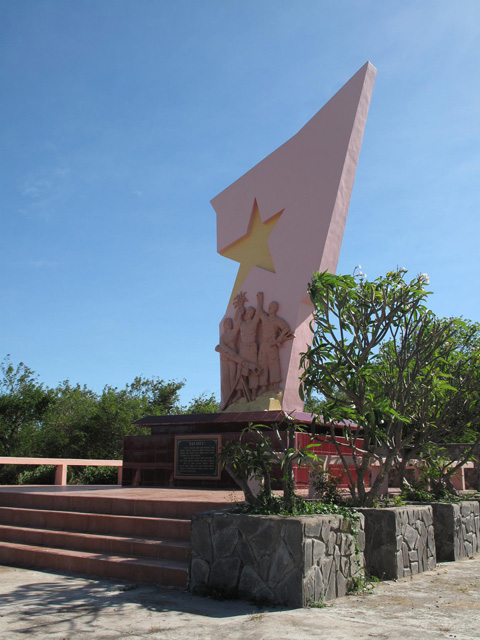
[213,62,376,413]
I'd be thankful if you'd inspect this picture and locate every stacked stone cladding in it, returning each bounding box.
[432,501,479,562]
[189,510,365,607]
[359,506,436,580]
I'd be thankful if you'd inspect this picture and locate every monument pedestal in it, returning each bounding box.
[122,411,315,489]
[222,391,283,413]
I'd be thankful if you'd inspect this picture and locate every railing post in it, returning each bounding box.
[451,466,466,492]
[117,466,123,485]
[370,465,389,496]
[55,464,68,486]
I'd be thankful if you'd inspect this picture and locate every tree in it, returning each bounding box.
[176,392,220,415]
[33,381,99,458]
[300,268,479,505]
[125,376,185,415]
[0,356,223,483]
[0,357,220,466]
[435,320,480,444]
[0,357,53,456]
[395,319,480,494]
[35,376,186,459]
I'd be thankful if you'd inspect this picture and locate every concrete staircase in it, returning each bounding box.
[0,488,229,587]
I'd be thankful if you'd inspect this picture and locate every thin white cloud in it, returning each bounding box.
[20,179,54,198]
[17,165,71,220]
[27,260,58,268]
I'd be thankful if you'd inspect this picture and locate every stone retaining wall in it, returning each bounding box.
[189,510,365,607]
[432,501,479,561]
[359,506,436,579]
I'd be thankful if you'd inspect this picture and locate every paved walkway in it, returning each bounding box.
[1,555,479,640]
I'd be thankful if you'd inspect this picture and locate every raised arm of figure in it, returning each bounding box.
[257,291,267,320]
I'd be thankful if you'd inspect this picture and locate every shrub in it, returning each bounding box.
[310,469,343,504]
[18,465,56,485]
[70,465,119,485]
[400,483,461,503]
[0,465,20,485]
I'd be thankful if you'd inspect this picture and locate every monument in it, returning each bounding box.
[213,61,376,413]
[122,62,376,487]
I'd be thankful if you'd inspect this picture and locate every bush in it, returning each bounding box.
[18,465,56,485]
[235,494,357,518]
[400,483,461,503]
[4,464,119,486]
[0,465,20,485]
[69,466,119,485]
[310,469,343,504]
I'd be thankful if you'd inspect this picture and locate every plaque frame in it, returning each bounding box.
[174,434,221,480]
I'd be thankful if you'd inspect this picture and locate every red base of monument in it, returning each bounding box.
[122,411,316,489]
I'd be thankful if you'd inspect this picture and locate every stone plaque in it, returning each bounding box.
[174,435,221,480]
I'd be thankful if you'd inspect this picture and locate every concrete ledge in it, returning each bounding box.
[432,501,479,562]
[359,506,436,579]
[189,510,364,607]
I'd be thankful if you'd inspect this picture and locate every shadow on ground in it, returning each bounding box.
[0,565,281,637]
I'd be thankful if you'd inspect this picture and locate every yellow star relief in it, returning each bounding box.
[220,199,283,302]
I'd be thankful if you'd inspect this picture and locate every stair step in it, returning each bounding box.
[0,541,188,586]
[0,491,230,519]
[0,488,237,587]
[0,507,191,540]
[0,524,190,562]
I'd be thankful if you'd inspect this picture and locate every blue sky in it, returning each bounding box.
[1,0,479,404]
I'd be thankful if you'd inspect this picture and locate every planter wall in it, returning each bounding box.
[432,501,479,562]
[359,506,436,579]
[189,510,364,607]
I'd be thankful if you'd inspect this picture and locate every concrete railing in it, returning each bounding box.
[0,457,123,486]
[308,456,475,496]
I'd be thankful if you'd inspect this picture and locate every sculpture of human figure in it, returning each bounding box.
[215,317,240,409]
[233,292,262,402]
[215,295,262,409]
[256,291,294,395]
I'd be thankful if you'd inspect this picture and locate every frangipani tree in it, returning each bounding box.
[300,268,476,506]
[397,319,480,494]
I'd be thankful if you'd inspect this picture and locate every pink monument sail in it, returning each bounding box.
[213,62,376,413]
